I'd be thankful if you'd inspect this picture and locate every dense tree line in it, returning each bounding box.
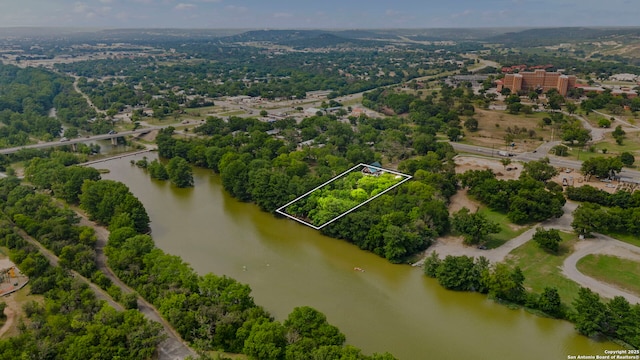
[0,62,109,148]
[103,192,396,358]
[458,165,565,224]
[566,185,640,237]
[572,288,640,348]
[0,63,65,147]
[134,156,193,187]
[157,110,457,263]
[284,171,403,227]
[1,174,396,358]
[423,253,640,348]
[0,177,98,278]
[0,209,164,358]
[566,185,640,208]
[55,45,457,104]
[424,254,547,311]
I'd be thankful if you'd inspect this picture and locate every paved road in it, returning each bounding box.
[424,198,640,304]
[563,233,640,304]
[0,128,157,155]
[449,142,640,180]
[423,201,578,264]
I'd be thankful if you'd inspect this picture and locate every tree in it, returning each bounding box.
[522,157,558,182]
[597,118,611,128]
[486,263,525,303]
[148,159,169,180]
[500,158,512,169]
[243,320,286,360]
[581,156,623,181]
[573,287,609,336]
[423,251,441,278]
[538,287,563,318]
[447,127,462,142]
[612,125,626,145]
[532,227,562,253]
[551,144,568,157]
[451,207,500,245]
[284,306,345,350]
[571,202,609,236]
[619,152,635,167]
[166,156,194,188]
[463,118,478,132]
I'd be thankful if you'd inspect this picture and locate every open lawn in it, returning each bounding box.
[462,109,552,151]
[505,233,583,308]
[0,283,44,339]
[562,132,640,163]
[478,207,530,249]
[576,254,640,297]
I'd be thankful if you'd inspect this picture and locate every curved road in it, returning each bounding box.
[425,196,640,304]
[562,233,640,304]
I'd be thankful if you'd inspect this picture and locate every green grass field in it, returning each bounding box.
[562,132,640,163]
[505,233,583,307]
[576,254,640,297]
[477,207,531,248]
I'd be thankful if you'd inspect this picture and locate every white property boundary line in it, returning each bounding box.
[276,163,412,230]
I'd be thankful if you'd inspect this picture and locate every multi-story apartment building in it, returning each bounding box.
[498,70,577,96]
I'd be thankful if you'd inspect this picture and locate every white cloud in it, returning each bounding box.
[175,3,196,10]
[99,0,113,3]
[197,0,222,2]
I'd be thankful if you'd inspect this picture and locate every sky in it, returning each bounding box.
[1,0,638,29]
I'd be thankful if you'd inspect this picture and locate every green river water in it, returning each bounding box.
[98,152,622,360]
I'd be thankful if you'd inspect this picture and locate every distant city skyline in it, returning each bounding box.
[1,0,638,29]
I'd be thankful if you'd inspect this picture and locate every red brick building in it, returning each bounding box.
[498,70,577,96]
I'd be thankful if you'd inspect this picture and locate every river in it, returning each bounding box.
[98,152,622,360]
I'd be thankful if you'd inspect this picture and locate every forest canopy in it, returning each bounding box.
[280,166,410,228]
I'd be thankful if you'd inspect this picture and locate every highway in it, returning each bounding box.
[0,128,157,155]
[449,142,640,180]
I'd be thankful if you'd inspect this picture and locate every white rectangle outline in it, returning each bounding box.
[276,163,412,229]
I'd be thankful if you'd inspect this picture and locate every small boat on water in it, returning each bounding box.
[353,267,365,272]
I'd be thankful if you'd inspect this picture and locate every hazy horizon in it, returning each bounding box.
[2,1,638,29]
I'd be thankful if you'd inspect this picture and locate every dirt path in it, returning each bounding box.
[0,296,17,338]
[15,220,195,359]
[77,214,197,360]
[15,227,124,311]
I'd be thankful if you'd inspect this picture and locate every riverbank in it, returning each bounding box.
[95,152,624,359]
